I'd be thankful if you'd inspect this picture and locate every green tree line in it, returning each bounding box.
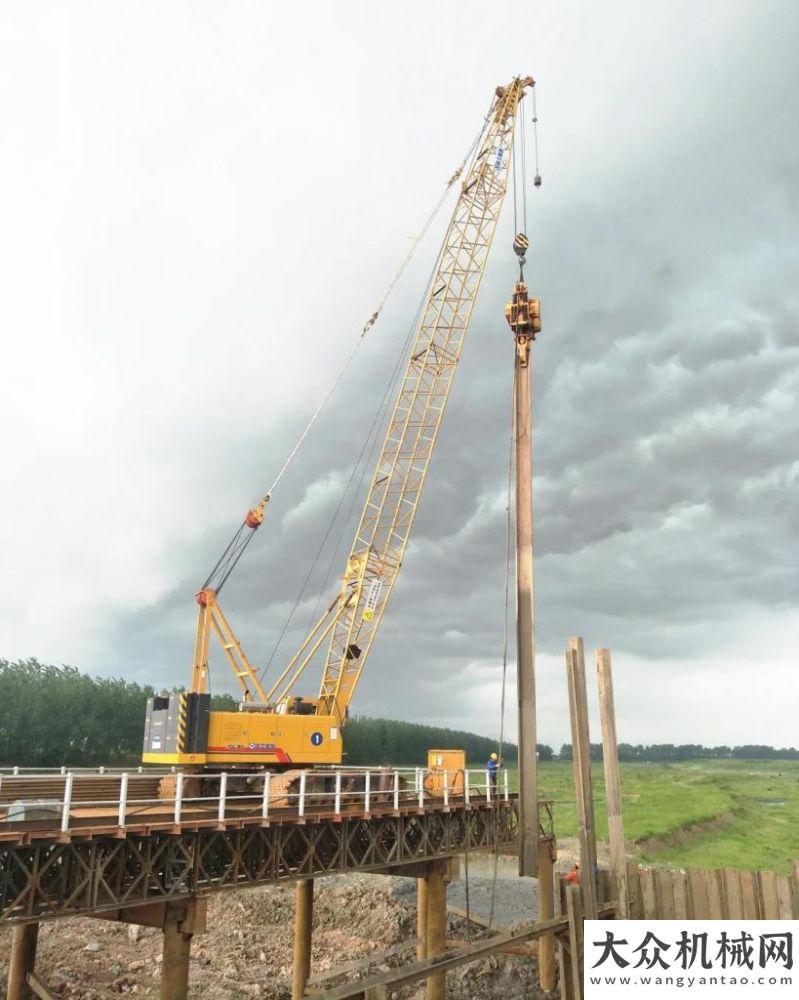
[4,660,794,768]
[343,716,520,766]
[557,742,799,762]
[0,659,155,766]
[0,659,517,767]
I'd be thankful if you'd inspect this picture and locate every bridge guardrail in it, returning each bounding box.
[0,765,513,835]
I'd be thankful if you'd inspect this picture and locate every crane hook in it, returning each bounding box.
[513,232,529,279]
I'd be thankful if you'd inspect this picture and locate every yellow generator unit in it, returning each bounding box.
[425,749,465,798]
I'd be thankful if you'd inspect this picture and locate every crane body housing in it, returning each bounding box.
[142,692,341,767]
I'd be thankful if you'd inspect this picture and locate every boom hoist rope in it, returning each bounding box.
[197,115,493,603]
[262,111,503,673]
[293,234,457,647]
[257,98,498,680]
[258,261,441,682]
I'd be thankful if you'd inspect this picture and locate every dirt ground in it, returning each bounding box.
[0,866,557,999]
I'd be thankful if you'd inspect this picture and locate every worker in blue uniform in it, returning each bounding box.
[487,751,500,792]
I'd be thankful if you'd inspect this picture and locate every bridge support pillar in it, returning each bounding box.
[537,839,556,991]
[425,861,448,1000]
[6,922,39,1000]
[160,899,204,1000]
[416,877,428,960]
[292,879,314,1000]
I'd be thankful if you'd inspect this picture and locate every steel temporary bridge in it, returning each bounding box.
[0,765,558,1000]
[0,766,552,927]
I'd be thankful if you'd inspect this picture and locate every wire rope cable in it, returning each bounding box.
[511,119,519,238]
[462,774,473,944]
[199,110,493,598]
[520,100,529,232]
[258,306,420,680]
[285,103,496,647]
[263,105,493,500]
[256,100,497,677]
[300,250,439,639]
[255,114,489,506]
[259,208,456,679]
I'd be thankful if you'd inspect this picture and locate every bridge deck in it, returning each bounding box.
[1,794,511,842]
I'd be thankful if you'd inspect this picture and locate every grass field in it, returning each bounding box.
[496,759,799,874]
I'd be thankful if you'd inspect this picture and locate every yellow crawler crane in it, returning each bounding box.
[142,76,535,777]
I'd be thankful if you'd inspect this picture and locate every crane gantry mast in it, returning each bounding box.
[143,75,536,773]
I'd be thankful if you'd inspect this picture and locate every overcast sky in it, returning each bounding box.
[1,2,797,750]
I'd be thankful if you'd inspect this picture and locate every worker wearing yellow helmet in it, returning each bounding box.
[487,751,501,792]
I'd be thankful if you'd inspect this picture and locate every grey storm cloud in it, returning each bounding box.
[113,4,798,747]
[4,1,796,749]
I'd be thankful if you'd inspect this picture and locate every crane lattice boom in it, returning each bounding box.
[317,77,533,722]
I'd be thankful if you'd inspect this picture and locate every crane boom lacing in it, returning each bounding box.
[316,77,535,722]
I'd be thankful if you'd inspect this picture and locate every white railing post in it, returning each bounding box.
[218,773,228,822]
[393,771,400,811]
[137,766,143,774]
[13,766,19,776]
[486,770,492,804]
[60,766,66,776]
[464,770,471,805]
[443,771,449,807]
[503,768,509,802]
[418,771,425,808]
[174,772,184,824]
[118,772,129,827]
[61,772,74,833]
[261,772,271,820]
[99,766,105,775]
[364,771,371,814]
[299,771,307,817]
[334,772,342,815]
[414,766,420,793]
